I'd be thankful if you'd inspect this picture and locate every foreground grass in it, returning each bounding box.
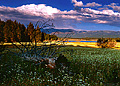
[61,47,120,85]
[0,47,120,85]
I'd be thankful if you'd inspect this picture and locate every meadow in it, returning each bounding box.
[0,46,120,86]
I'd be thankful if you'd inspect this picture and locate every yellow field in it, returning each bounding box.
[2,41,120,50]
[114,42,120,50]
[65,42,120,50]
[64,42,99,48]
[3,42,63,46]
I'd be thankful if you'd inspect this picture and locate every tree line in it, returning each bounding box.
[0,19,58,43]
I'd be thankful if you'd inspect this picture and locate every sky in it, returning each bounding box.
[1,0,120,31]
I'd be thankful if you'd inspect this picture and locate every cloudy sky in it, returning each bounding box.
[1,0,120,31]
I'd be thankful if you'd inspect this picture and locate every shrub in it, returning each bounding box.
[0,42,5,58]
[97,38,116,48]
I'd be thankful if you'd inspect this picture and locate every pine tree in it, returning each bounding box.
[3,20,13,42]
[0,20,5,42]
[41,32,45,42]
[21,24,26,42]
[45,34,50,40]
[13,20,19,42]
[35,25,42,42]
[27,22,34,41]
[16,23,22,41]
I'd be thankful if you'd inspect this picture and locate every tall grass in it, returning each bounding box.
[0,47,120,85]
[61,47,120,85]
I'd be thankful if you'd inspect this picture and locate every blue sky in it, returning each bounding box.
[0,0,120,31]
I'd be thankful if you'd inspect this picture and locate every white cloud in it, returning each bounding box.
[72,1,101,7]
[94,19,108,23]
[58,10,77,15]
[72,0,83,7]
[15,4,60,18]
[0,6,14,11]
[73,7,120,26]
[72,0,77,3]
[85,2,102,7]
[110,3,117,6]
[107,3,120,12]
[1,2,120,29]
[111,6,120,12]
[102,10,114,15]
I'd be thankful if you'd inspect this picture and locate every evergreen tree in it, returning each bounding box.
[24,26,31,42]
[21,24,26,42]
[16,23,22,41]
[27,22,34,41]
[10,20,17,42]
[13,20,19,41]
[0,20,5,42]
[45,34,50,40]
[50,35,58,40]
[3,20,13,42]
[35,25,42,42]
[41,32,45,42]
[0,19,58,43]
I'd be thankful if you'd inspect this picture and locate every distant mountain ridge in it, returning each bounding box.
[41,28,120,38]
[41,28,75,34]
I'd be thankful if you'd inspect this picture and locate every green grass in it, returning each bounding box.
[61,47,120,85]
[0,47,120,86]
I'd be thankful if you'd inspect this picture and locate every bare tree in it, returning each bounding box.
[6,19,73,69]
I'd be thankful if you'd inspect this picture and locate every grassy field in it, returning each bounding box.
[65,42,120,49]
[64,42,98,48]
[0,46,120,85]
[3,41,120,49]
[61,47,120,85]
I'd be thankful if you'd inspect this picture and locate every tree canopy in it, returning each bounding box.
[0,19,58,43]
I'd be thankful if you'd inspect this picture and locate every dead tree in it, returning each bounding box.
[7,19,73,70]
